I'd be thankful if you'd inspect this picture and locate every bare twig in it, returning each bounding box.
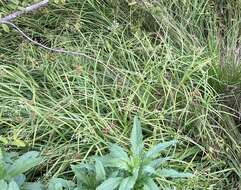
[1,21,102,63]
[0,1,103,63]
[0,0,49,22]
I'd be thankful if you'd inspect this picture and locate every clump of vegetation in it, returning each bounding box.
[96,116,192,190]
[47,117,192,190]
[0,148,43,190]
[0,117,192,190]
[0,0,241,189]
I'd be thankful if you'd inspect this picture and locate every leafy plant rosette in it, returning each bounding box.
[96,116,193,189]
[64,116,193,190]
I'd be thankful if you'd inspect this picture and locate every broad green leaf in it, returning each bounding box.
[8,151,42,178]
[94,155,111,165]
[71,165,88,186]
[119,176,136,190]
[104,158,129,170]
[143,165,155,175]
[0,180,8,190]
[8,181,20,190]
[109,171,120,178]
[22,182,44,190]
[14,174,26,186]
[95,158,106,182]
[2,151,18,164]
[48,178,75,190]
[130,116,143,156]
[156,169,193,178]
[0,148,3,160]
[109,144,129,161]
[143,178,159,190]
[97,177,122,190]
[148,157,170,169]
[0,160,6,179]
[132,167,139,180]
[48,179,63,190]
[75,171,88,187]
[145,140,177,158]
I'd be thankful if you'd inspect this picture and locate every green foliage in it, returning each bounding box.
[1,0,241,189]
[48,178,74,190]
[0,148,43,190]
[0,0,33,15]
[71,161,106,189]
[0,0,66,32]
[96,116,192,189]
[48,117,192,190]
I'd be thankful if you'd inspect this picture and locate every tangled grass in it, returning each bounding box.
[0,0,241,189]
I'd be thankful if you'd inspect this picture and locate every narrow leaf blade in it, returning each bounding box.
[14,174,26,186]
[109,144,129,161]
[0,180,8,190]
[157,169,193,178]
[95,158,106,182]
[143,178,159,190]
[104,158,129,171]
[8,181,20,190]
[0,160,6,180]
[8,151,42,177]
[48,178,75,190]
[97,177,122,190]
[148,157,170,169]
[71,165,89,186]
[119,176,136,190]
[145,140,177,158]
[130,116,143,156]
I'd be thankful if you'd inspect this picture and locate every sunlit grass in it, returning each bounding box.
[0,0,241,188]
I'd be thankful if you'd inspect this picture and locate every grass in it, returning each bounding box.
[0,0,241,189]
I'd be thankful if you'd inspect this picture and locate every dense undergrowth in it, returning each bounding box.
[0,0,241,189]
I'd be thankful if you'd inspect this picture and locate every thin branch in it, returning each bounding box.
[1,21,103,63]
[0,0,49,22]
[0,1,104,64]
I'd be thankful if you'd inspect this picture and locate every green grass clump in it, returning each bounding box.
[1,0,241,189]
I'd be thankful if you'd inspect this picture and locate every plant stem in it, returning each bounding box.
[0,0,49,23]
